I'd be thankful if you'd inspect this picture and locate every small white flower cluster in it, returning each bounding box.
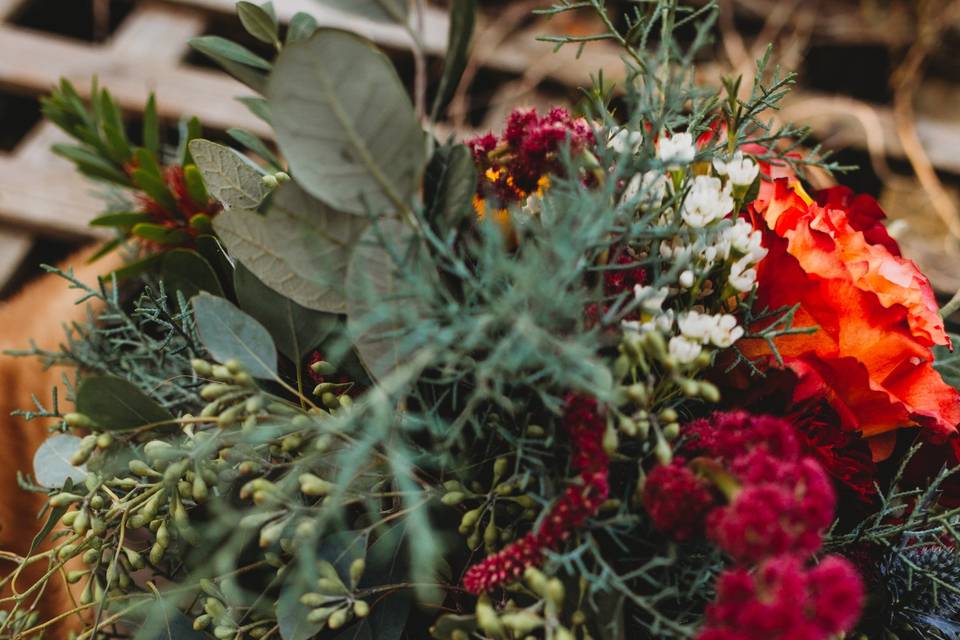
[621,171,668,208]
[713,151,760,187]
[608,127,644,155]
[624,285,674,334]
[681,175,733,228]
[668,310,745,364]
[657,132,696,168]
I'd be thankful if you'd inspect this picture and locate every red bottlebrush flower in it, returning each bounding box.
[462,394,610,594]
[706,457,835,563]
[697,555,864,640]
[643,459,717,541]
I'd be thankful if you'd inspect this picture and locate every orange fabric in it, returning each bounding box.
[740,178,960,459]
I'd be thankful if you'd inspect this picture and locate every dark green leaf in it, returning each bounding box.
[161,249,225,299]
[143,94,160,155]
[192,292,278,379]
[286,11,318,44]
[430,0,476,120]
[189,36,270,92]
[195,235,236,298]
[33,434,87,488]
[424,143,476,231]
[89,212,152,227]
[131,170,177,212]
[51,143,129,185]
[213,182,368,314]
[237,1,279,46]
[235,263,340,362]
[76,375,174,431]
[277,571,323,640]
[236,96,272,123]
[179,116,203,166]
[188,139,268,210]
[267,30,424,215]
[183,163,209,204]
[315,0,408,24]
[86,237,123,263]
[108,253,163,281]
[131,223,192,245]
[133,146,164,180]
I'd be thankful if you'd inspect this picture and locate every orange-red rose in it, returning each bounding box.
[739,173,960,460]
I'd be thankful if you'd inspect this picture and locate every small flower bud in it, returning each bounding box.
[353,600,370,618]
[349,558,365,588]
[64,413,95,429]
[441,491,466,506]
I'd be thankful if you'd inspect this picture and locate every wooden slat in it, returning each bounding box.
[0,228,32,288]
[108,2,206,65]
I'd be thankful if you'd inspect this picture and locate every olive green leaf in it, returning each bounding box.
[213,182,368,314]
[188,139,268,210]
[160,249,225,299]
[192,292,278,379]
[76,376,174,431]
[424,143,477,231]
[267,29,424,216]
[237,1,279,47]
[430,0,477,120]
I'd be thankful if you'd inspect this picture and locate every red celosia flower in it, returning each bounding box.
[467,107,595,220]
[706,457,835,563]
[643,459,717,541]
[697,555,864,640]
[684,411,801,467]
[462,394,609,593]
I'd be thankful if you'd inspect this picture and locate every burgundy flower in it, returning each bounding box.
[698,555,863,640]
[643,459,717,541]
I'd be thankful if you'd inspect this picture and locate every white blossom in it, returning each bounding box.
[708,314,744,348]
[609,128,643,155]
[657,132,696,167]
[723,218,766,262]
[634,285,669,313]
[669,336,703,364]
[713,151,760,187]
[729,255,758,292]
[677,310,715,344]
[679,270,695,289]
[621,171,667,208]
[681,175,733,228]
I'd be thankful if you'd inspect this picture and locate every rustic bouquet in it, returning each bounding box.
[7,1,960,638]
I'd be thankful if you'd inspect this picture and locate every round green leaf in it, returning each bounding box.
[267,29,424,215]
[213,182,368,314]
[188,139,268,210]
[76,376,174,431]
[192,292,278,379]
[33,434,87,488]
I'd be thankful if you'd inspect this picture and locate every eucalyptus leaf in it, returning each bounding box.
[188,139,268,210]
[267,29,424,215]
[213,182,368,314]
[430,0,476,120]
[286,12,318,44]
[277,571,323,640]
[237,1,279,46]
[33,434,87,488]
[314,0,408,24]
[346,219,430,381]
[192,292,278,379]
[160,248,225,299]
[76,376,174,431]
[226,128,282,170]
[189,36,270,93]
[235,263,340,362]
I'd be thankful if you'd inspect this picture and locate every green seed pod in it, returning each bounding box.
[338,394,352,409]
[259,521,285,548]
[193,614,212,631]
[493,457,509,481]
[200,579,220,598]
[602,425,619,456]
[244,395,264,414]
[123,547,144,570]
[353,600,370,618]
[261,174,279,189]
[349,558,365,588]
[211,365,232,381]
[483,518,498,551]
[64,413,95,429]
[476,596,504,636]
[217,404,244,428]
[310,360,336,376]
[613,353,631,380]
[281,434,303,452]
[316,578,347,596]
[466,531,481,550]
[299,473,334,497]
[524,567,548,596]
[201,383,233,401]
[61,511,78,527]
[213,625,235,640]
[314,434,334,453]
[90,515,106,537]
[300,592,336,607]
[458,508,482,534]
[117,570,131,590]
[306,606,336,625]
[501,612,543,634]
[50,493,83,508]
[327,608,350,630]
[72,509,90,535]
[234,371,253,386]
[177,480,193,499]
[699,381,720,403]
[70,446,93,467]
[546,578,565,608]
[192,359,213,377]
[441,491,466,506]
[128,514,148,529]
[655,436,673,465]
[193,475,209,503]
[555,627,575,640]
[526,424,546,437]
[321,391,339,408]
[204,597,227,618]
[66,570,87,584]
[663,422,680,441]
[659,408,678,424]
[149,541,166,566]
[172,498,189,530]
[157,522,171,548]
[129,459,160,478]
[95,433,113,449]
[89,494,104,510]
[274,171,291,183]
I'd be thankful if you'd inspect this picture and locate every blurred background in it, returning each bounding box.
[0,0,959,298]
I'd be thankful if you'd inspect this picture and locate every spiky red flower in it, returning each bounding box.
[462,394,609,593]
[643,459,717,541]
[697,555,863,640]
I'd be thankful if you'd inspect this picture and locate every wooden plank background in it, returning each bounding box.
[0,0,958,294]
